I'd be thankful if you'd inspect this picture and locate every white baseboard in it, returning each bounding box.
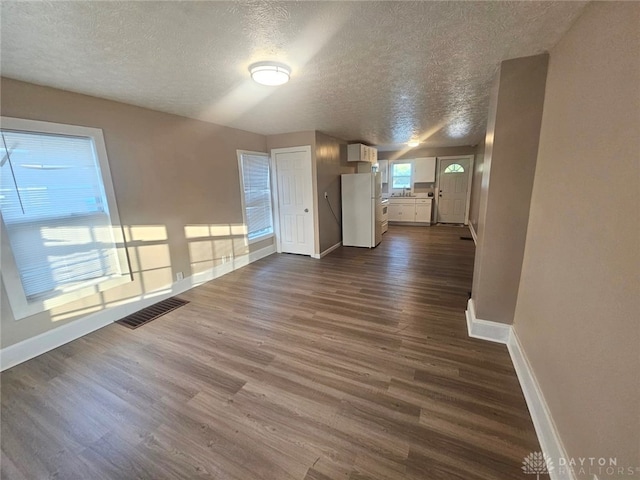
[0,243,276,372]
[465,299,511,343]
[465,298,574,480]
[468,222,478,244]
[508,330,574,480]
[312,241,342,259]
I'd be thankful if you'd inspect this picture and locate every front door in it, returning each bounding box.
[437,157,471,224]
[272,146,315,256]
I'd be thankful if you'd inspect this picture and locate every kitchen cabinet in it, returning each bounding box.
[348,143,378,163]
[379,160,389,184]
[415,199,432,223]
[388,201,415,223]
[413,157,436,183]
[389,198,432,225]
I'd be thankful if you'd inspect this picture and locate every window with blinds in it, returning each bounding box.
[0,117,130,319]
[238,152,274,242]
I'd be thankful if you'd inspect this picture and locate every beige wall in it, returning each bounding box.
[471,54,548,324]
[0,78,268,348]
[266,131,316,153]
[514,2,640,471]
[468,137,486,233]
[315,132,355,253]
[378,145,476,162]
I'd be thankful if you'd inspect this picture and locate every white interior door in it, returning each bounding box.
[437,157,471,224]
[273,146,314,256]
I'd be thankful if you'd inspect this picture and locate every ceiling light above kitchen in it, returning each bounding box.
[407,140,420,147]
[249,62,291,86]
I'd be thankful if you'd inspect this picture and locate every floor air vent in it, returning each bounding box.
[116,297,189,329]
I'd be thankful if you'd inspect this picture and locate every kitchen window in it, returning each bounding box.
[237,151,274,243]
[0,117,130,320]
[392,162,412,189]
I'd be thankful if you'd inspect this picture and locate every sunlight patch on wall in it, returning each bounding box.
[125,225,168,242]
[185,223,249,274]
[48,223,253,323]
[50,224,172,322]
[139,267,173,294]
[129,244,171,272]
[185,224,248,239]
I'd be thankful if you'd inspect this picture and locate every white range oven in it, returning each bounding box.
[381,198,389,233]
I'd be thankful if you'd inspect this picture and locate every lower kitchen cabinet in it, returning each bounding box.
[415,199,432,223]
[389,198,432,225]
[388,203,415,222]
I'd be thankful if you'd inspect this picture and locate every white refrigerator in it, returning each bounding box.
[341,172,383,248]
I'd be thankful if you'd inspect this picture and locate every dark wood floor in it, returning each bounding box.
[1,225,539,480]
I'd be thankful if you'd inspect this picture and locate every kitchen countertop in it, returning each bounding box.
[389,195,434,200]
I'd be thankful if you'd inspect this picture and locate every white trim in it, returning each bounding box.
[311,241,342,259]
[464,156,474,225]
[434,155,474,225]
[0,116,132,320]
[271,145,316,257]
[269,153,283,254]
[507,330,574,480]
[465,298,511,344]
[391,160,414,194]
[310,147,321,258]
[0,243,276,372]
[248,233,274,245]
[464,298,574,480]
[468,222,478,244]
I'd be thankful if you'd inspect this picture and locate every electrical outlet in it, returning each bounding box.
[324,191,328,199]
[176,271,184,281]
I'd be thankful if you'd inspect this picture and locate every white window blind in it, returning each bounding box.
[239,153,273,241]
[0,128,122,303]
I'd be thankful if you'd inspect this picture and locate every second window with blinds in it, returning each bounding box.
[237,151,274,243]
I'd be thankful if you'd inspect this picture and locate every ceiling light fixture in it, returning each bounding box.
[249,62,291,86]
[407,140,420,147]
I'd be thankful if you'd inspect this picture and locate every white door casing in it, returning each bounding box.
[272,146,315,256]
[437,156,473,224]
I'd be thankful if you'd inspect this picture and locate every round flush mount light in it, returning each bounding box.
[407,140,420,147]
[249,62,291,86]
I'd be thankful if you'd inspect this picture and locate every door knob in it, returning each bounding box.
[304,208,309,212]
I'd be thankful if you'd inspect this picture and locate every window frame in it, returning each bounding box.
[391,161,413,191]
[236,150,275,245]
[0,116,131,320]
[444,163,465,173]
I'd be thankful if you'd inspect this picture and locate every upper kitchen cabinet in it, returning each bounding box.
[378,160,389,184]
[348,143,378,163]
[413,157,436,183]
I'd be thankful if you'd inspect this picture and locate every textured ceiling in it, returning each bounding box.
[1,1,587,148]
